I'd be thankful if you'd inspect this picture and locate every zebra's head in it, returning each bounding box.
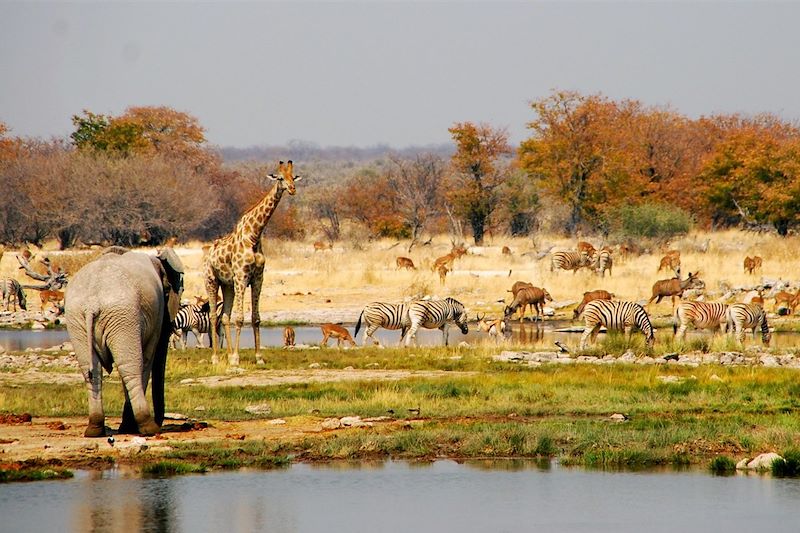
[17,284,27,311]
[447,298,469,334]
[268,160,302,196]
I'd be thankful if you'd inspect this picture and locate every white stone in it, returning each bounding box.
[340,416,362,427]
[321,418,342,430]
[268,419,286,425]
[746,453,783,470]
[245,404,272,415]
[309,362,322,369]
[736,458,751,470]
[609,413,628,422]
[657,375,684,384]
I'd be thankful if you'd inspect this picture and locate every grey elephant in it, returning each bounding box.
[65,247,184,437]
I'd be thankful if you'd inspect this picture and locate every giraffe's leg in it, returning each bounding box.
[220,285,235,365]
[230,279,247,366]
[251,271,265,365]
[206,278,221,365]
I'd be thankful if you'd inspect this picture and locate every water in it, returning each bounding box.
[1,460,798,533]
[4,322,800,352]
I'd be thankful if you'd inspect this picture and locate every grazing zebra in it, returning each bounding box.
[579,300,655,350]
[592,248,613,277]
[0,278,27,311]
[171,301,223,350]
[403,297,469,347]
[673,301,729,341]
[550,251,590,273]
[355,302,411,347]
[726,303,771,346]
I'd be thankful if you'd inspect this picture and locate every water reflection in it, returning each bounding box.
[2,461,800,533]
[71,475,177,533]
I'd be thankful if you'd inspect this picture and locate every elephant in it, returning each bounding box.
[65,247,184,437]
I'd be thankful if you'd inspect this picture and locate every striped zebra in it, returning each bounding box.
[579,300,655,350]
[550,251,591,273]
[673,302,728,341]
[403,297,469,347]
[0,278,27,311]
[171,301,223,350]
[354,302,411,347]
[726,303,771,346]
[592,249,613,277]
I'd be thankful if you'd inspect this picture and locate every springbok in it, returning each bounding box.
[320,323,356,348]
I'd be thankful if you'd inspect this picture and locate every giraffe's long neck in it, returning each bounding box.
[236,182,284,248]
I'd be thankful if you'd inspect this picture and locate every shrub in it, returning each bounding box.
[709,455,737,474]
[772,449,800,477]
[612,203,692,244]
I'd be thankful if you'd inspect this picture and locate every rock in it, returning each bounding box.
[746,453,783,470]
[180,378,196,384]
[163,412,188,420]
[657,375,684,384]
[245,404,272,415]
[226,366,245,375]
[619,350,637,363]
[321,418,342,430]
[609,413,628,422]
[194,405,206,411]
[709,374,723,382]
[458,341,470,348]
[760,355,780,367]
[309,362,322,369]
[343,366,354,371]
[30,322,45,330]
[340,416,363,427]
[268,419,286,425]
[736,458,751,470]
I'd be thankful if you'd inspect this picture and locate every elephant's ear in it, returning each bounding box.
[155,248,185,322]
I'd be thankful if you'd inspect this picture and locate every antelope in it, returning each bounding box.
[507,281,534,298]
[476,312,508,344]
[743,255,762,274]
[573,290,614,319]
[657,250,681,276]
[39,289,65,309]
[314,241,332,252]
[577,241,596,260]
[283,326,296,347]
[320,323,356,348]
[501,246,512,255]
[774,290,800,314]
[432,245,467,273]
[504,286,553,323]
[396,256,416,270]
[437,264,449,285]
[648,272,705,308]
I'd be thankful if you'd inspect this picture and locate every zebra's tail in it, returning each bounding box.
[354,310,364,338]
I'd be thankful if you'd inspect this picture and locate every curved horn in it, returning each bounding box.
[476,312,485,322]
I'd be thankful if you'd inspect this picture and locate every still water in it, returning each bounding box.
[4,322,800,353]
[1,460,799,533]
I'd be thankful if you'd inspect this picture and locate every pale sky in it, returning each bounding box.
[1,1,799,148]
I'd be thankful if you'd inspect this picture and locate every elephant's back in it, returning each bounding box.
[66,252,161,311]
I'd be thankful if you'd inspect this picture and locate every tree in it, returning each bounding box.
[448,122,512,245]
[386,154,445,250]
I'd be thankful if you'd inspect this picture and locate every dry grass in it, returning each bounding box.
[1,230,795,320]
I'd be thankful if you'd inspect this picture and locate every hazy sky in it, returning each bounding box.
[2,1,799,148]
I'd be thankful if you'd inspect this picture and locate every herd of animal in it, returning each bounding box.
[0,240,780,354]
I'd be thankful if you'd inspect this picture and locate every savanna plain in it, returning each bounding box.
[2,230,800,481]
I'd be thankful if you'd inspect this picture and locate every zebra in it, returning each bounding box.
[726,303,771,346]
[592,248,613,277]
[673,301,728,341]
[354,302,411,347]
[171,301,223,350]
[550,251,591,273]
[403,297,469,347]
[0,278,27,311]
[579,300,655,350]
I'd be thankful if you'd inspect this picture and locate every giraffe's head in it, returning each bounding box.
[269,160,302,195]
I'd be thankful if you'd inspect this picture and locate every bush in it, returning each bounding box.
[772,449,800,477]
[612,203,692,244]
[709,455,737,474]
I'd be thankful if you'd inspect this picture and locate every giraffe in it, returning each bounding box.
[204,160,301,365]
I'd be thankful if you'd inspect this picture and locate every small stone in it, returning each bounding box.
[268,419,286,425]
[343,366,354,371]
[194,405,206,411]
[31,323,45,330]
[340,416,363,427]
[736,458,750,470]
[180,378,196,384]
[710,374,723,382]
[309,362,321,369]
[321,418,342,430]
[245,404,272,415]
[657,375,684,384]
[609,413,628,422]
[458,341,470,348]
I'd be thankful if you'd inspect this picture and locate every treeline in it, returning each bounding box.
[2,91,800,249]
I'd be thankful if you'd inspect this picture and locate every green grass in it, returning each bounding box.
[709,455,737,474]
[141,461,207,477]
[0,466,73,483]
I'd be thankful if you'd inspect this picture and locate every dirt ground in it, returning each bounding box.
[0,368,468,466]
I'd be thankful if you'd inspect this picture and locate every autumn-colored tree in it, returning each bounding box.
[386,154,446,248]
[71,106,216,172]
[339,169,407,238]
[698,117,800,235]
[448,122,512,245]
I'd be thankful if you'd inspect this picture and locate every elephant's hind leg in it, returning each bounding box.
[83,351,106,437]
[115,336,159,436]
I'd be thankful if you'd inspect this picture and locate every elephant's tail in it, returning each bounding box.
[86,310,111,374]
